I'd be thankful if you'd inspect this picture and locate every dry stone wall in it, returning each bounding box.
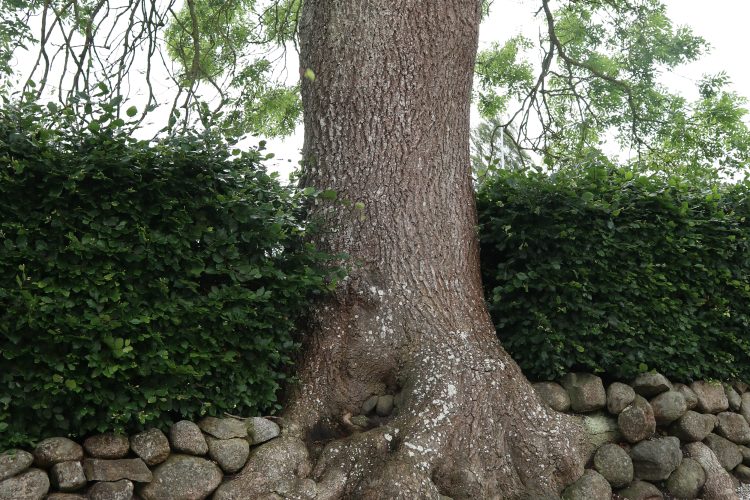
[0,416,280,500]
[1,373,749,499]
[545,373,750,500]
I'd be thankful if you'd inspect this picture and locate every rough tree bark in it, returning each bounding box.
[215,1,586,498]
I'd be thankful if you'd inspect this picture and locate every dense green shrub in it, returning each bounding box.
[478,167,750,383]
[0,99,331,448]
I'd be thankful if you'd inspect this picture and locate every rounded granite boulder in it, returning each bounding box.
[169,421,208,456]
[139,454,222,500]
[533,382,571,412]
[715,411,750,445]
[206,437,250,474]
[649,390,687,425]
[606,382,635,415]
[560,373,606,413]
[618,396,656,444]
[0,450,33,482]
[593,443,633,488]
[88,480,134,500]
[632,372,672,398]
[561,469,611,500]
[629,436,682,481]
[690,381,729,414]
[669,410,716,442]
[666,457,706,499]
[83,434,130,459]
[0,468,49,500]
[704,433,743,471]
[616,479,663,500]
[32,438,83,468]
[197,417,247,440]
[130,428,171,466]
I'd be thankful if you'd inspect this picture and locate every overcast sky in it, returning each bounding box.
[481,0,749,99]
[659,0,750,99]
[264,0,750,177]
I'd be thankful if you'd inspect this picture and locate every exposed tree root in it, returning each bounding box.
[214,324,586,500]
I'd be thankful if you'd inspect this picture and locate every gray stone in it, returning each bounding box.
[83,434,130,459]
[649,390,687,424]
[206,436,249,473]
[632,372,672,398]
[593,443,632,488]
[350,415,370,428]
[716,411,750,445]
[618,395,656,443]
[376,395,394,417]
[691,381,729,414]
[82,458,152,482]
[683,441,739,500]
[533,382,571,412]
[560,469,611,500]
[741,445,750,466]
[45,494,86,500]
[32,437,83,468]
[704,433,743,471]
[0,468,49,500]
[213,437,311,499]
[0,449,33,481]
[616,479,663,499]
[606,382,635,415]
[674,383,699,411]
[246,417,280,445]
[517,486,559,500]
[50,461,86,491]
[272,478,318,500]
[670,410,716,442]
[666,457,706,499]
[130,428,171,466]
[169,420,208,455]
[581,412,621,462]
[742,392,750,425]
[560,373,606,413]
[630,436,682,480]
[733,381,750,394]
[197,416,247,439]
[706,412,719,429]
[361,395,379,414]
[736,464,750,483]
[726,385,742,412]
[140,454,222,500]
[87,479,134,500]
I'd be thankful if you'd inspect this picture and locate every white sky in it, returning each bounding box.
[479,0,750,99]
[264,0,750,178]
[658,0,750,100]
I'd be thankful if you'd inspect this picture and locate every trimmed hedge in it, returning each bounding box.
[0,100,331,448]
[478,167,750,383]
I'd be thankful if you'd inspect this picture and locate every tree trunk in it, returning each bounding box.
[216,1,585,498]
